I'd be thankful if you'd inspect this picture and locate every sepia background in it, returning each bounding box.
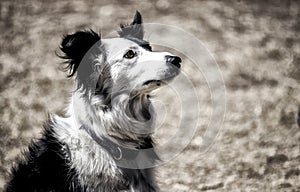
[0,0,299,191]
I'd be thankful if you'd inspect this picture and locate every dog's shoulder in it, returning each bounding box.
[5,120,82,192]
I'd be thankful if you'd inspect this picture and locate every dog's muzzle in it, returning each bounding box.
[165,55,182,68]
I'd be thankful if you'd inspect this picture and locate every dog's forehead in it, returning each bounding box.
[102,38,139,52]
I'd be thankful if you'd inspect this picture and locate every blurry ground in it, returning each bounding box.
[0,0,300,191]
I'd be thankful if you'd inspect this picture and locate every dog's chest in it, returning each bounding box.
[55,126,127,191]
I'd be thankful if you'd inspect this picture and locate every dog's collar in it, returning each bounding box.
[80,125,139,162]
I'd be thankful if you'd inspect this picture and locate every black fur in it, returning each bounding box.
[5,121,158,192]
[5,120,83,192]
[121,168,158,191]
[59,29,105,94]
[119,11,152,51]
[120,136,159,192]
[119,11,144,40]
[59,29,101,78]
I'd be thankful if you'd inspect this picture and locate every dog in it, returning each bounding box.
[5,11,181,192]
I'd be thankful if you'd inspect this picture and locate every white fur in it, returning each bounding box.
[52,37,180,191]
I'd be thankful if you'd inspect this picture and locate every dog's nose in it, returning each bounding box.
[165,55,181,68]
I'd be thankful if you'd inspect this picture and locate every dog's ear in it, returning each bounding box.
[118,11,144,39]
[59,29,100,77]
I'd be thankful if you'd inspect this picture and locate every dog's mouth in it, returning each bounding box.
[142,80,164,86]
[141,70,180,90]
[142,76,176,87]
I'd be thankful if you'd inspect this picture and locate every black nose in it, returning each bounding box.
[165,55,181,68]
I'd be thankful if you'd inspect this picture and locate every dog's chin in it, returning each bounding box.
[131,68,181,95]
[136,76,176,94]
[143,79,166,87]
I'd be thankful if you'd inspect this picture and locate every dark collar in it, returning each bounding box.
[80,125,140,162]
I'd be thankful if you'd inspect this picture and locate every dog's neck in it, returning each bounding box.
[51,86,158,191]
[69,89,156,148]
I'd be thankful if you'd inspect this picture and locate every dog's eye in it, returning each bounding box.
[123,50,136,59]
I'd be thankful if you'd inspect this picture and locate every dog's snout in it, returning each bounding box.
[165,55,181,68]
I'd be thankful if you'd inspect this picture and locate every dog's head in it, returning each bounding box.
[60,11,180,98]
[59,12,181,138]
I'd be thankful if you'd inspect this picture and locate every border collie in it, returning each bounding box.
[5,11,181,192]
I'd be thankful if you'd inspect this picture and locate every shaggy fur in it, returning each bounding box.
[5,11,181,192]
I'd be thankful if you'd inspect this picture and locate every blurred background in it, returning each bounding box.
[0,0,299,191]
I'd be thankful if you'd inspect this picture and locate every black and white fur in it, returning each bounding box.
[5,11,181,192]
